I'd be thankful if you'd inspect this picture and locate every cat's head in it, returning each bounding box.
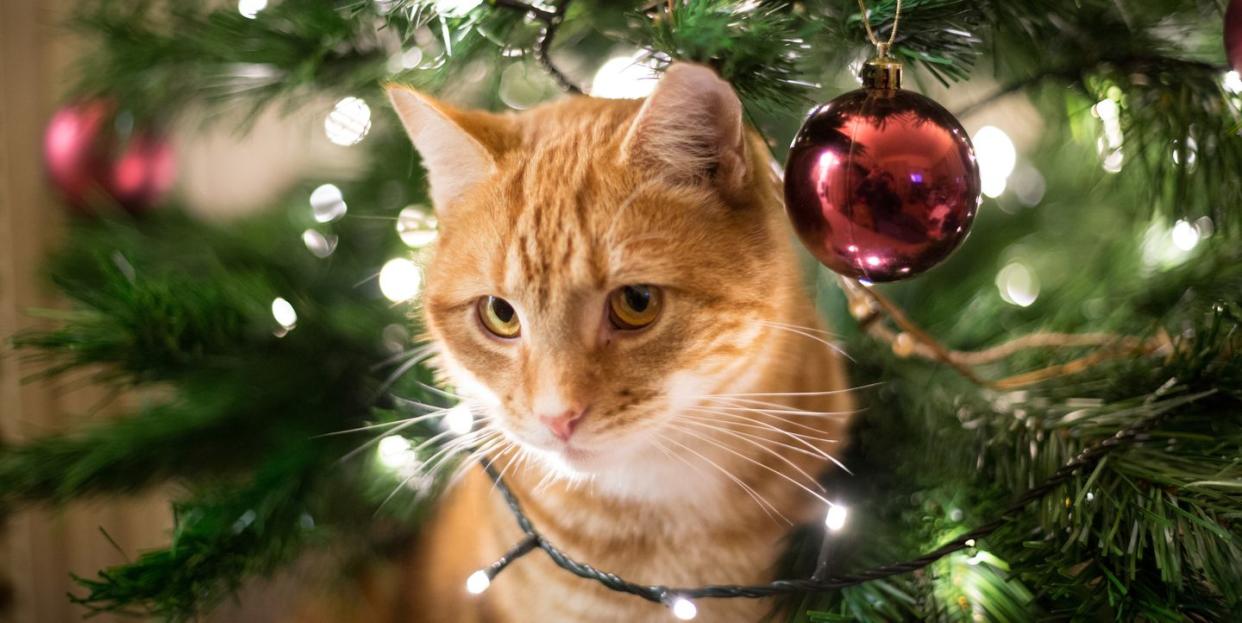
[388,64,802,488]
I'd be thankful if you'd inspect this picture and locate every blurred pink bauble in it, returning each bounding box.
[43,100,175,214]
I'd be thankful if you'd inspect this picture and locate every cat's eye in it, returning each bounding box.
[478,296,521,338]
[608,285,662,330]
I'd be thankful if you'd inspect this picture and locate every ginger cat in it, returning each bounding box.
[380,63,852,623]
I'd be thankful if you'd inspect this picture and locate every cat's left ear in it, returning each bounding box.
[386,84,511,212]
[620,63,748,199]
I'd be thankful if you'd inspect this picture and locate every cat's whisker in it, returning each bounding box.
[386,392,456,413]
[656,436,789,525]
[690,408,854,475]
[691,404,847,438]
[336,409,463,464]
[488,443,528,495]
[421,430,498,476]
[668,422,834,504]
[705,381,884,399]
[758,320,854,362]
[699,400,856,419]
[416,381,465,401]
[668,422,829,499]
[761,319,842,338]
[316,409,451,438]
[373,350,435,400]
[676,417,833,477]
[679,412,836,458]
[370,343,435,371]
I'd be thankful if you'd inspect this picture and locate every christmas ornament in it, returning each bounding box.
[784,0,980,282]
[1227,0,1242,72]
[43,100,175,214]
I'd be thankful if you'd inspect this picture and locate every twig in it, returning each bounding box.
[839,276,1172,389]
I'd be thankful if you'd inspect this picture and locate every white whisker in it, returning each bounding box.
[658,436,789,525]
[759,320,855,362]
[668,422,831,502]
[680,412,836,458]
[705,381,884,399]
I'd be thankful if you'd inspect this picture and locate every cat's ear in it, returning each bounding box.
[620,63,748,197]
[386,85,509,211]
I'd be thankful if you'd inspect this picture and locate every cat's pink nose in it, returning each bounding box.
[540,408,586,442]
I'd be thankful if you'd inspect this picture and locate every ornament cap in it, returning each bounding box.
[861,56,902,90]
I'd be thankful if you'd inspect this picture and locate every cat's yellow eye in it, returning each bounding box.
[608,285,662,331]
[478,296,521,338]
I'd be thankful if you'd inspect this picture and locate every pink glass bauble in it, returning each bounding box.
[784,60,980,282]
[43,100,175,214]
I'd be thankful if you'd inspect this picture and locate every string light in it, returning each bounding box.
[377,435,414,469]
[1170,219,1200,251]
[972,126,1016,198]
[1224,70,1242,95]
[238,0,267,19]
[1092,98,1124,173]
[302,229,338,258]
[271,297,297,330]
[324,97,372,146]
[669,597,698,620]
[396,206,438,248]
[824,503,848,532]
[996,261,1039,307]
[444,404,474,435]
[379,258,422,302]
[591,53,659,99]
[309,184,347,223]
[465,570,491,595]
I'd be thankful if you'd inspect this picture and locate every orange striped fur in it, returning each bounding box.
[376,64,853,623]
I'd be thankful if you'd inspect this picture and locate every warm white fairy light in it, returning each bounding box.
[996,261,1039,307]
[444,404,474,436]
[271,297,297,329]
[591,53,659,99]
[1093,98,1124,174]
[238,0,267,19]
[1170,219,1200,251]
[377,435,414,469]
[379,258,422,302]
[972,126,1016,198]
[309,184,347,223]
[396,206,438,248]
[1142,218,1202,269]
[301,229,338,258]
[670,597,698,620]
[465,570,491,595]
[324,96,372,146]
[1224,70,1242,95]
[824,504,848,532]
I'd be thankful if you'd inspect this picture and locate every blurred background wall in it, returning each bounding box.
[0,3,175,622]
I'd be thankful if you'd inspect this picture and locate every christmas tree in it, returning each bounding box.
[3,0,1241,620]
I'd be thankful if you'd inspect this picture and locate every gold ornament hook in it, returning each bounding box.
[856,0,903,88]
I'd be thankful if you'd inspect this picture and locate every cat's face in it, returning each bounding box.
[390,65,798,482]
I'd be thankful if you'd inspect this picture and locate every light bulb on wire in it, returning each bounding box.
[465,570,491,595]
[824,503,848,532]
[669,596,697,620]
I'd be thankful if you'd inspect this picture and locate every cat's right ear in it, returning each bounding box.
[386,85,508,212]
